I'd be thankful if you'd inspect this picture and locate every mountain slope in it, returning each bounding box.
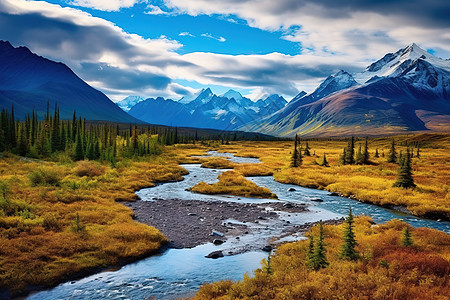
[126,89,287,130]
[0,40,139,122]
[116,96,145,112]
[241,44,450,137]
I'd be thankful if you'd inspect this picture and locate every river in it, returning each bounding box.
[27,151,450,300]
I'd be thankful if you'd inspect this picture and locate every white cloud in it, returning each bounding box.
[201,33,226,42]
[144,4,170,15]
[163,0,450,60]
[179,32,195,37]
[70,0,141,11]
[1,0,449,103]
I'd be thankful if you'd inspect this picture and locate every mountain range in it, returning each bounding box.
[0,40,138,122]
[126,89,287,130]
[240,43,450,136]
[1,40,448,137]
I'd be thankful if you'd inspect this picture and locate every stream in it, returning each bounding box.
[28,151,450,300]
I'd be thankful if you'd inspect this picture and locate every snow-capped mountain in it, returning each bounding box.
[126,89,288,130]
[241,43,450,137]
[0,40,139,122]
[116,96,145,112]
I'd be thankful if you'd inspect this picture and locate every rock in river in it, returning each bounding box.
[213,239,224,245]
[205,251,224,259]
[287,188,296,192]
[310,198,324,202]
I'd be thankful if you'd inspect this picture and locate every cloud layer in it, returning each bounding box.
[0,0,449,101]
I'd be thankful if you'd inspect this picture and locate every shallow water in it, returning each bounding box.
[28,151,449,300]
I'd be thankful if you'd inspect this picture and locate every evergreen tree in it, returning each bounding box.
[416,147,420,159]
[374,148,379,158]
[401,226,413,247]
[345,137,355,164]
[362,137,370,164]
[17,125,29,156]
[304,142,311,156]
[393,148,416,188]
[263,252,273,275]
[310,221,328,270]
[339,207,359,260]
[73,131,84,161]
[320,153,329,167]
[290,134,300,167]
[387,139,397,163]
[355,144,364,165]
[340,148,347,165]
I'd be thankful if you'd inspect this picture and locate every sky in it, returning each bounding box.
[0,0,449,102]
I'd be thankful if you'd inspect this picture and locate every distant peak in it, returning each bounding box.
[0,40,13,48]
[221,89,243,100]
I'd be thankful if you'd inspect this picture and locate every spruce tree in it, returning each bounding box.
[73,131,84,161]
[401,226,413,247]
[304,142,311,156]
[374,148,379,158]
[387,139,397,163]
[416,147,420,159]
[393,148,416,189]
[291,134,300,167]
[355,144,364,165]
[345,137,355,164]
[362,137,370,164]
[339,207,359,260]
[320,153,329,167]
[311,221,328,270]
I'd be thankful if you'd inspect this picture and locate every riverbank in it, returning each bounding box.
[125,198,318,250]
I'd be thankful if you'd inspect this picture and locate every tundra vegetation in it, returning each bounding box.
[0,105,448,297]
[195,217,450,299]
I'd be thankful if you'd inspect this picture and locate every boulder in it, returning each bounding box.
[328,192,339,196]
[310,198,324,202]
[213,239,224,245]
[262,245,273,252]
[287,188,296,192]
[205,251,224,259]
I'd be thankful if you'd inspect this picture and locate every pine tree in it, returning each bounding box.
[73,131,84,161]
[416,147,420,159]
[345,137,355,164]
[320,153,329,167]
[355,144,364,165]
[304,142,311,156]
[387,139,397,163]
[291,134,300,167]
[374,148,379,158]
[306,235,315,269]
[339,207,359,260]
[362,137,370,164]
[340,148,347,165]
[263,252,273,275]
[17,125,29,156]
[393,148,416,189]
[401,226,413,247]
[310,221,328,270]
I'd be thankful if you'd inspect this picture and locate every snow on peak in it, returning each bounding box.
[178,88,203,104]
[221,89,243,101]
[117,96,145,112]
[355,43,450,84]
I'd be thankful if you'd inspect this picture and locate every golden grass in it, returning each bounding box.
[195,217,450,299]
[0,152,188,295]
[195,134,450,220]
[191,171,277,199]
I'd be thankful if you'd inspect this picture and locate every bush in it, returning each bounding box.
[28,167,61,187]
[74,160,106,177]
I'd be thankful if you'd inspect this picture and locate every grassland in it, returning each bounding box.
[195,217,450,299]
[0,133,448,297]
[0,152,187,296]
[191,170,277,199]
[194,134,450,221]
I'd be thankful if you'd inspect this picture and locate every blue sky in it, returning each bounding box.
[0,0,449,101]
